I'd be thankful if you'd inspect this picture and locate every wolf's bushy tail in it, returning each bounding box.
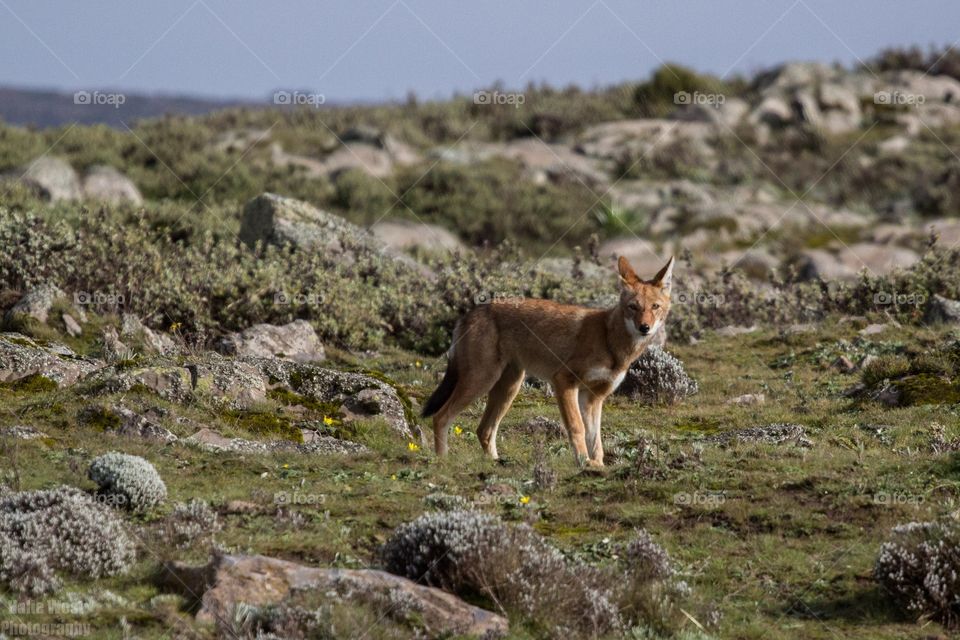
[422,360,458,418]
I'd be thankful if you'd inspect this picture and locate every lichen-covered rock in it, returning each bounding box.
[616,346,698,405]
[239,193,374,256]
[190,356,267,409]
[109,405,178,443]
[81,165,143,205]
[84,362,195,402]
[88,452,167,513]
[250,358,417,439]
[925,294,960,325]
[4,284,64,325]
[182,427,368,456]
[120,314,178,356]
[0,425,48,440]
[19,156,81,202]
[216,320,325,362]
[0,333,103,387]
[705,423,812,447]
[0,486,135,595]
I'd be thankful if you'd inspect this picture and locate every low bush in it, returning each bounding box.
[876,520,960,627]
[0,486,135,595]
[88,452,167,513]
[617,346,699,405]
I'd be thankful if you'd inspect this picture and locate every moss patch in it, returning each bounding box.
[224,409,304,443]
[894,374,960,406]
[1,373,58,393]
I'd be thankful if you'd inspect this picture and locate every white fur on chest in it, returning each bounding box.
[584,367,626,390]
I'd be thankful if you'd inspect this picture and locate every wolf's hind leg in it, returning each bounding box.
[477,364,524,459]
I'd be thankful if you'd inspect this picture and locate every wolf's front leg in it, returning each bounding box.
[585,395,605,466]
[555,380,593,466]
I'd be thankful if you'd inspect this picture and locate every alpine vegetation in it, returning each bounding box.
[617,346,699,405]
[162,499,221,549]
[0,486,136,595]
[875,520,960,627]
[381,509,692,637]
[88,452,167,513]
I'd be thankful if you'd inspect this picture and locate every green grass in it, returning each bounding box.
[2,321,958,638]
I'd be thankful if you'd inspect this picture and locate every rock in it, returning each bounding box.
[250,358,417,440]
[832,356,856,373]
[81,165,143,205]
[320,143,395,179]
[240,193,372,255]
[216,320,325,363]
[0,425,48,440]
[860,323,896,336]
[371,219,465,254]
[19,156,81,201]
[756,62,841,91]
[4,285,64,326]
[726,393,765,406]
[61,313,82,337]
[576,119,715,167]
[672,97,749,129]
[101,326,133,360]
[858,354,878,371]
[0,333,102,387]
[925,294,960,325]
[492,138,608,185]
[706,423,811,447]
[108,405,178,443]
[595,238,670,280]
[158,554,508,638]
[797,244,919,281]
[190,357,268,409]
[119,315,177,356]
[182,427,367,455]
[750,95,793,128]
[715,325,757,337]
[84,361,195,402]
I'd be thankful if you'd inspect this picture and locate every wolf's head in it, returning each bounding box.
[616,255,675,339]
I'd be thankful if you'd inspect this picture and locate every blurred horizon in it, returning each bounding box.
[1,1,958,104]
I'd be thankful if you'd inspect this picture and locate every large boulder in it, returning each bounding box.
[239,193,374,255]
[4,285,64,326]
[216,320,325,362]
[158,554,508,638]
[371,219,465,255]
[250,358,418,440]
[19,156,81,201]
[82,165,143,205]
[797,243,919,280]
[0,333,102,387]
[576,119,716,168]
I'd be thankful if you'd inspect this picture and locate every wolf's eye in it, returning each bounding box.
[652,303,661,310]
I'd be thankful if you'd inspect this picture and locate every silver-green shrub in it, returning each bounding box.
[0,486,135,595]
[876,520,960,627]
[617,346,699,405]
[162,499,220,549]
[88,452,167,513]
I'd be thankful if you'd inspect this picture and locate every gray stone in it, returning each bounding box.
[0,333,102,387]
[4,285,64,325]
[706,423,811,447]
[216,320,325,362]
[82,165,143,205]
[925,294,960,325]
[158,553,508,638]
[371,219,465,254]
[20,156,81,201]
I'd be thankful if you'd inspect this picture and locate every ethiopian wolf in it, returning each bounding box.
[422,255,675,467]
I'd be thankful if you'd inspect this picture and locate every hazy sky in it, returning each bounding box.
[1,1,957,101]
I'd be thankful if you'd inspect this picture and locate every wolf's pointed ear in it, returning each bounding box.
[651,256,675,295]
[617,256,640,288]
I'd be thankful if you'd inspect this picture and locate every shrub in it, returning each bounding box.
[381,509,621,637]
[861,355,912,388]
[88,452,167,513]
[876,520,960,627]
[0,486,135,595]
[633,63,730,117]
[161,499,221,549]
[616,346,699,405]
